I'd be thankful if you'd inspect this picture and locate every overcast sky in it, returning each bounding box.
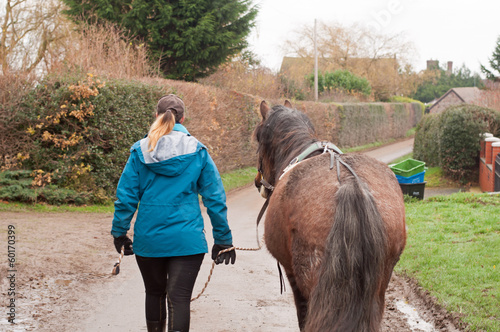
[247,0,500,76]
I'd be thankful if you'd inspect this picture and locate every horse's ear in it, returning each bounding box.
[260,100,270,119]
[284,100,293,109]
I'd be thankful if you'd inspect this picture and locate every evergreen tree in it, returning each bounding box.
[481,36,500,81]
[62,0,258,81]
[411,64,482,103]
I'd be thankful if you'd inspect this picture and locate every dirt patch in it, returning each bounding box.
[0,211,117,331]
[1,209,464,332]
[382,274,463,332]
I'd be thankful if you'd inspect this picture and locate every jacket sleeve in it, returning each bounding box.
[111,150,141,238]
[197,149,233,245]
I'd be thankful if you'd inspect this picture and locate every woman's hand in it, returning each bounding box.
[113,235,134,255]
[211,244,236,265]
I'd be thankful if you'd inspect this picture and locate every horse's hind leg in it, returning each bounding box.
[286,272,308,331]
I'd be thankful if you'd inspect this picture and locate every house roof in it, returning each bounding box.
[428,87,481,111]
[451,87,481,103]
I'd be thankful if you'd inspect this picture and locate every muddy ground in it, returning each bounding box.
[0,184,465,332]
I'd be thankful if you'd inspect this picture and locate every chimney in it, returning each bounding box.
[447,61,453,74]
[426,60,439,71]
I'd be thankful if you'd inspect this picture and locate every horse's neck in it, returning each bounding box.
[271,138,318,182]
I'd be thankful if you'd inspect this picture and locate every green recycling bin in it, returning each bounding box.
[390,158,426,178]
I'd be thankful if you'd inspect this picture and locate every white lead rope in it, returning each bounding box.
[191,240,264,302]
[111,248,125,275]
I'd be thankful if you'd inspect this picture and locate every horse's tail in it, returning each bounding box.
[305,175,388,332]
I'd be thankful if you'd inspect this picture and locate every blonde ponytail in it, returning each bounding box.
[148,110,175,151]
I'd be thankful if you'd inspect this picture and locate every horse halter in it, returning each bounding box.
[256,163,275,199]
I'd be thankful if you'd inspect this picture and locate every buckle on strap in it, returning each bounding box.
[320,141,343,155]
[279,141,343,180]
[260,178,275,191]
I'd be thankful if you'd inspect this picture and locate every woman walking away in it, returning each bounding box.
[111,94,236,332]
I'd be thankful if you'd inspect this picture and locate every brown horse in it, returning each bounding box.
[253,101,406,332]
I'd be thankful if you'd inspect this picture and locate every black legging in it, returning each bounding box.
[136,254,204,331]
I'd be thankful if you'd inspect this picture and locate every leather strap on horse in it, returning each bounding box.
[260,178,275,192]
[254,195,288,293]
[280,141,343,179]
[333,153,361,184]
[257,197,270,227]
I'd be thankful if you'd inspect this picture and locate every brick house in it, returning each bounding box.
[428,87,481,114]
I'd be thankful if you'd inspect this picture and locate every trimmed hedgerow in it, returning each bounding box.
[1,71,423,204]
[335,102,422,147]
[439,108,485,182]
[414,104,500,183]
[337,103,387,146]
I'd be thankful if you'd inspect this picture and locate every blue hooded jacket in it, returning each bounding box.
[111,124,233,257]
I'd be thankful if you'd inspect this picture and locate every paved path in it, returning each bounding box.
[361,138,414,164]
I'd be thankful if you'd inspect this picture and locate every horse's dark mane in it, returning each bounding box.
[255,105,318,184]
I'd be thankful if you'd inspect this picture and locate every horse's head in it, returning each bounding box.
[253,100,295,198]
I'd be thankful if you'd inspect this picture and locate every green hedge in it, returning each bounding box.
[413,114,441,166]
[334,102,422,147]
[338,103,387,146]
[308,70,372,96]
[414,104,500,183]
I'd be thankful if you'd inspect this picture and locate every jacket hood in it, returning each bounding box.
[132,124,203,177]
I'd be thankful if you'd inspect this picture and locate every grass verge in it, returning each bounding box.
[343,139,396,153]
[221,167,257,192]
[397,192,500,331]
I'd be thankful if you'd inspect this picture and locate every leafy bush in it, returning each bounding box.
[0,170,91,205]
[12,72,167,200]
[414,104,500,183]
[307,70,372,96]
[439,109,484,181]
[413,114,441,166]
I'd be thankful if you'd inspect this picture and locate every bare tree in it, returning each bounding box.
[281,21,419,100]
[0,0,71,75]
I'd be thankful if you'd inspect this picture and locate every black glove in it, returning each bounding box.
[114,235,134,255]
[211,244,236,265]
